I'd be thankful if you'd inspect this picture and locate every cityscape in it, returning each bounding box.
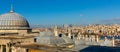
[0,0,120,52]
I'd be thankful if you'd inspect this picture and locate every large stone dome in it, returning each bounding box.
[0,12,29,29]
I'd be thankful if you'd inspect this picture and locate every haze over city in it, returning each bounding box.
[0,0,120,25]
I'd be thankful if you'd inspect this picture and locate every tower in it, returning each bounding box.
[54,25,58,36]
[68,28,71,38]
[112,37,115,46]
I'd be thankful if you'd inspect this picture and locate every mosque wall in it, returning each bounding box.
[0,30,18,33]
[11,38,35,45]
[0,29,31,35]
[0,39,10,44]
[17,38,35,45]
[18,30,28,35]
[12,47,26,52]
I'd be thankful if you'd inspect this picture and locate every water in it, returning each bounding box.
[79,46,120,52]
[100,35,120,40]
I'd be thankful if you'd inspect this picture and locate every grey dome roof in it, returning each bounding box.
[0,12,29,29]
[36,31,74,46]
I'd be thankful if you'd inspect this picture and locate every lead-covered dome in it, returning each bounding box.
[0,12,30,29]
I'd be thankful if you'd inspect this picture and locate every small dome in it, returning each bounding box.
[36,31,74,46]
[0,12,29,29]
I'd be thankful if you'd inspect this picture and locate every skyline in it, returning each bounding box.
[0,0,120,25]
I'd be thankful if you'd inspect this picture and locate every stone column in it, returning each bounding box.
[1,45,3,52]
[6,44,9,52]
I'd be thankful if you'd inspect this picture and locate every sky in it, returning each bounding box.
[0,0,120,25]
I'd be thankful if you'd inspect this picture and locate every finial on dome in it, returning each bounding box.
[10,4,14,13]
[10,0,14,13]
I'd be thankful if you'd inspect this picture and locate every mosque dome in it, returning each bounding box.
[0,6,29,29]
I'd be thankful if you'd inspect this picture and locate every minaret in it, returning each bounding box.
[112,37,115,46]
[96,35,99,43]
[77,32,81,40]
[68,28,71,38]
[85,35,88,41]
[54,25,58,36]
[104,37,107,41]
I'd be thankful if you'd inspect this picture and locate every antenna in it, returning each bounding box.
[10,0,14,13]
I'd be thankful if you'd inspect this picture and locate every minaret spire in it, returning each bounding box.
[10,0,14,13]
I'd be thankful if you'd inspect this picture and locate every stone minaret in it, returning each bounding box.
[85,35,88,41]
[104,37,107,41]
[68,28,71,38]
[96,35,99,43]
[112,37,115,46]
[77,32,81,40]
[54,25,58,36]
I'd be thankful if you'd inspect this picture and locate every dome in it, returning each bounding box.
[36,31,74,46]
[0,12,29,29]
